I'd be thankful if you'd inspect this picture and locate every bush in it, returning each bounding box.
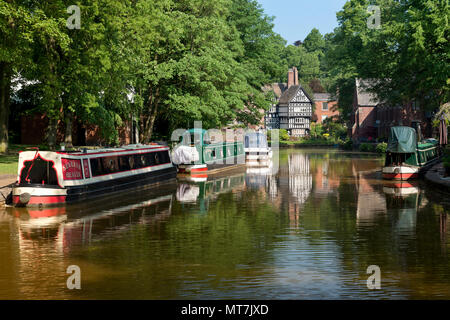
[267,129,290,142]
[376,142,388,154]
[340,139,353,150]
[359,143,376,152]
[279,129,290,141]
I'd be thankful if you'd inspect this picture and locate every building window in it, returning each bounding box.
[322,115,328,122]
[322,102,328,111]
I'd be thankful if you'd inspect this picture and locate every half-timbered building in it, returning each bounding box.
[264,67,313,137]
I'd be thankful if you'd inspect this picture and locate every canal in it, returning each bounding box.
[1,148,450,299]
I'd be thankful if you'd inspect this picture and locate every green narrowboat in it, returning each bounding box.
[172,129,245,175]
[383,126,442,180]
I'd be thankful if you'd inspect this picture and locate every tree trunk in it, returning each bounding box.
[0,62,11,153]
[142,87,160,144]
[46,117,58,150]
[64,109,73,148]
[144,103,158,143]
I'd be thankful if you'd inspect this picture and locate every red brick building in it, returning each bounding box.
[20,113,137,146]
[312,93,339,123]
[350,78,432,142]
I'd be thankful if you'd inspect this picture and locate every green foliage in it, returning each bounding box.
[1,0,293,147]
[359,143,376,152]
[376,142,388,154]
[322,118,347,141]
[310,123,323,138]
[325,0,450,120]
[340,139,353,150]
[279,129,290,141]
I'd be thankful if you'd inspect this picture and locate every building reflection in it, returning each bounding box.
[242,153,313,227]
[354,171,387,225]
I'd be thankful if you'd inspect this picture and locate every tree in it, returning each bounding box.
[325,0,450,121]
[303,28,325,53]
[0,0,69,152]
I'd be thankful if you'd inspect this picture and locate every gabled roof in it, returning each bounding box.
[355,78,379,106]
[278,85,313,106]
[313,93,332,101]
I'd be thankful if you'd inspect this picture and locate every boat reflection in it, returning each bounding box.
[383,181,428,234]
[176,173,246,211]
[7,182,177,249]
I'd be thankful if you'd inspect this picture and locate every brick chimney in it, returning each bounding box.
[287,67,299,88]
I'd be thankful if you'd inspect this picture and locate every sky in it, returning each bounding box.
[257,0,348,45]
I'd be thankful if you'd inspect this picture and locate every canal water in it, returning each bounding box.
[1,148,450,299]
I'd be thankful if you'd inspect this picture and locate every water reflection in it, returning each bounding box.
[1,149,450,299]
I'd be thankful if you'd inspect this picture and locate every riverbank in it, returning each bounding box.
[424,162,450,191]
[0,174,15,206]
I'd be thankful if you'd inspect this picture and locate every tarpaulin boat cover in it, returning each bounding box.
[172,145,200,165]
[387,126,417,153]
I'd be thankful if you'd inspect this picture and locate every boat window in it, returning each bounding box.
[90,151,170,177]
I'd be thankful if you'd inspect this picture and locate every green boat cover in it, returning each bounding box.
[387,126,417,153]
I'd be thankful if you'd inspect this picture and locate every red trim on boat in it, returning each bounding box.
[13,195,67,205]
[382,173,418,180]
[191,167,208,173]
[191,174,208,178]
[392,182,415,188]
[56,147,167,156]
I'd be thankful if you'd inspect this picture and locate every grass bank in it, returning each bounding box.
[0,144,46,175]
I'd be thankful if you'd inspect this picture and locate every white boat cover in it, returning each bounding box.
[171,145,200,165]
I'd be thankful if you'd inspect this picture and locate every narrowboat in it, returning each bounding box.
[244,132,272,166]
[172,129,245,175]
[10,144,177,207]
[382,126,442,180]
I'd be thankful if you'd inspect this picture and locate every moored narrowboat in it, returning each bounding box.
[11,144,177,207]
[382,126,442,180]
[172,129,245,175]
[244,132,272,166]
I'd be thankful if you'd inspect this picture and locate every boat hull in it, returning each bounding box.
[12,166,177,207]
[382,166,419,180]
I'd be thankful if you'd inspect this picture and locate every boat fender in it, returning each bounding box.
[19,193,31,205]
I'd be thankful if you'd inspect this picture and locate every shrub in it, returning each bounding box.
[359,143,376,152]
[310,123,323,138]
[279,129,290,141]
[341,139,353,150]
[376,142,388,154]
[267,129,290,142]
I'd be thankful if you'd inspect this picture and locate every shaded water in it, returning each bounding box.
[1,148,450,299]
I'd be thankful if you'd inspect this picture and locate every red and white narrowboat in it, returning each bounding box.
[11,144,176,207]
